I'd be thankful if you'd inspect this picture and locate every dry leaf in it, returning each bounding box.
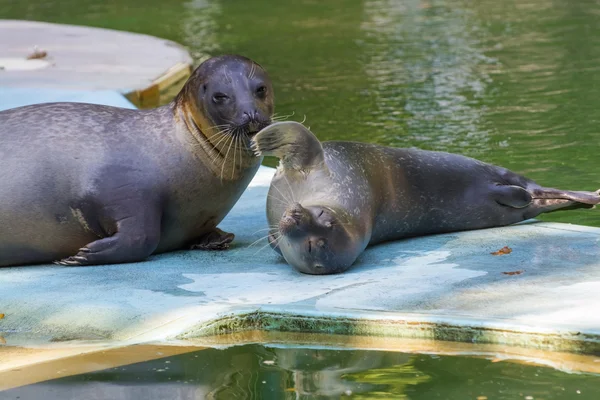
[491,246,512,256]
[502,270,524,276]
[0,313,4,319]
[27,49,47,60]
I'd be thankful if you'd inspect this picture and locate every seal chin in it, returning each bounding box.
[293,261,350,275]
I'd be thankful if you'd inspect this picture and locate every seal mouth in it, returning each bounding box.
[243,120,271,138]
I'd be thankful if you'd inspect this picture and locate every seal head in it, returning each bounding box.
[276,202,361,275]
[178,55,273,135]
[176,55,274,179]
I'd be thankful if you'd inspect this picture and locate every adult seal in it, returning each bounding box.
[252,121,600,275]
[0,54,274,267]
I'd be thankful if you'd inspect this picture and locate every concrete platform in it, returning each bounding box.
[0,20,192,107]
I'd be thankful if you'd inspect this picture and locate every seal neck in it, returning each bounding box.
[175,104,259,181]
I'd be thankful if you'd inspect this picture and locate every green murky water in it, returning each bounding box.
[2,344,600,399]
[1,0,599,226]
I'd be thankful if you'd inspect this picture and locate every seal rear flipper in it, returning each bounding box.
[526,187,600,215]
[251,121,326,171]
[492,185,533,208]
[189,227,234,250]
[530,187,600,205]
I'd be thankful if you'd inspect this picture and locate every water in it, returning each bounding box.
[1,0,599,226]
[1,344,600,399]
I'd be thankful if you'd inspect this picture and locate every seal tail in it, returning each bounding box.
[494,185,600,217]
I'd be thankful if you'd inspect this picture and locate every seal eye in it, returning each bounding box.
[256,86,267,98]
[212,93,229,104]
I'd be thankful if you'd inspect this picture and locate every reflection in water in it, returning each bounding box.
[3,344,600,399]
[361,0,495,154]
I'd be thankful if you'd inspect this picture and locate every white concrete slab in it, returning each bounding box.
[0,20,192,92]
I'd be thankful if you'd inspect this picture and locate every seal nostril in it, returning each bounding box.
[308,240,312,253]
[318,210,324,218]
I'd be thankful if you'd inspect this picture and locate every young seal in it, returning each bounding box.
[252,121,600,275]
[0,55,274,267]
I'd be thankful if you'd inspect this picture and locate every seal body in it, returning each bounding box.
[0,55,274,267]
[253,122,600,274]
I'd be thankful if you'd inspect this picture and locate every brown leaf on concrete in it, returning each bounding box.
[27,49,47,60]
[502,270,524,276]
[491,246,512,256]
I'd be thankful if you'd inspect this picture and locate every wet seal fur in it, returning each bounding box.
[252,121,600,275]
[0,55,274,267]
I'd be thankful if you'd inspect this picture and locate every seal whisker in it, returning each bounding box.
[272,111,295,121]
[246,232,280,249]
[248,63,256,80]
[266,194,292,207]
[269,233,284,250]
[207,131,234,165]
[205,124,231,131]
[231,131,239,179]
[205,125,234,141]
[282,174,297,203]
[238,133,244,170]
[205,128,231,141]
[251,226,280,234]
[270,183,294,206]
[205,133,231,158]
[252,236,282,255]
[219,134,236,182]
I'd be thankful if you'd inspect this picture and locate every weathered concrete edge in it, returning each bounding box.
[124,61,192,108]
[178,306,600,355]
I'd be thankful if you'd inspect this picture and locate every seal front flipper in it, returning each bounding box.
[251,121,326,171]
[55,205,162,266]
[189,227,234,250]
